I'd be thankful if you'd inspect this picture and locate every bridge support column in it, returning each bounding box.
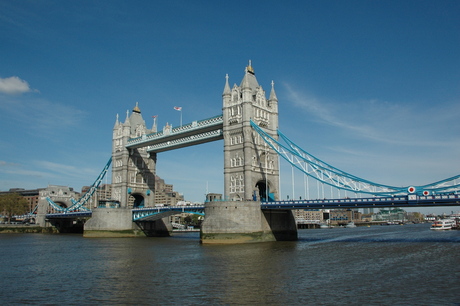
[83,208,141,237]
[134,220,172,237]
[200,201,297,244]
[83,208,173,237]
[48,218,86,233]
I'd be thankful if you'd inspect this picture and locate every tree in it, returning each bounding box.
[0,193,29,224]
[412,212,424,223]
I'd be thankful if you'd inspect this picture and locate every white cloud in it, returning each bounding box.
[0,95,86,134]
[282,82,460,147]
[0,76,33,94]
[0,160,48,178]
[34,160,96,178]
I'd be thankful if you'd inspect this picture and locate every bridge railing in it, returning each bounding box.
[262,194,460,209]
[146,129,223,152]
[132,204,205,221]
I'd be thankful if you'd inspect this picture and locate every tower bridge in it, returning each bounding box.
[39,62,460,243]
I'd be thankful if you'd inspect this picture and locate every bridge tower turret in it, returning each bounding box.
[222,62,280,201]
[111,103,156,208]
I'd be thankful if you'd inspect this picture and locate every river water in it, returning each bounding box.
[0,224,458,305]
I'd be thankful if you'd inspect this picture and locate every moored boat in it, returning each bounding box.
[430,219,455,230]
[345,221,357,228]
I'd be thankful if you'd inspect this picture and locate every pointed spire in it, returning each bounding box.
[247,59,254,75]
[114,113,119,128]
[124,109,130,125]
[151,115,157,132]
[133,102,141,113]
[240,60,259,91]
[223,74,231,95]
[241,67,251,90]
[269,80,278,101]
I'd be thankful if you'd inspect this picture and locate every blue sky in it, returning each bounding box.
[1,0,459,214]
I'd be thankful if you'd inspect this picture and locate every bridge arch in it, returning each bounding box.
[53,201,68,209]
[255,179,276,202]
[129,193,145,208]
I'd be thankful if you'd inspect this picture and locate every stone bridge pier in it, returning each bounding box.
[83,208,172,237]
[200,201,297,243]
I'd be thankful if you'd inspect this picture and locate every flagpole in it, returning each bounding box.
[174,106,183,126]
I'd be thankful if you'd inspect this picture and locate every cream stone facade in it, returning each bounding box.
[111,103,156,208]
[222,63,280,201]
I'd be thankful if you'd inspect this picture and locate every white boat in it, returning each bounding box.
[345,221,357,228]
[430,219,455,230]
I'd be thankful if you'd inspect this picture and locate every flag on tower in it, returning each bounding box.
[174,106,182,111]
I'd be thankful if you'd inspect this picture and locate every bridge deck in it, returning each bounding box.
[44,194,459,220]
[132,205,205,221]
[262,194,460,210]
[46,211,92,219]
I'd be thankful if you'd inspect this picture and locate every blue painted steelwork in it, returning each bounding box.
[262,194,460,209]
[250,120,460,196]
[45,193,459,221]
[45,197,70,212]
[46,211,92,219]
[46,158,112,213]
[132,205,205,222]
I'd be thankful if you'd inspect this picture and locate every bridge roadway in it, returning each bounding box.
[46,211,92,219]
[261,194,460,210]
[45,194,459,221]
[132,205,205,221]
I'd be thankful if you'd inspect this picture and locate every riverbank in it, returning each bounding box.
[0,225,58,234]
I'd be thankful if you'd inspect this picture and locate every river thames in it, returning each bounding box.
[0,223,458,305]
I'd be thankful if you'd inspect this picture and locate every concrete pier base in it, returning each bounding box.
[200,201,297,244]
[83,208,142,237]
[135,219,172,237]
[83,208,172,238]
[48,218,85,234]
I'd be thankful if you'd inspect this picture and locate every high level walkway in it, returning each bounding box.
[126,115,223,152]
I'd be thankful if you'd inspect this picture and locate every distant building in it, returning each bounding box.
[362,208,374,214]
[373,208,406,222]
[0,188,44,213]
[293,209,323,224]
[330,209,361,224]
[81,184,112,208]
[154,175,184,206]
[81,175,185,208]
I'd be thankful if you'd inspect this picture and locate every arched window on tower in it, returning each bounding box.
[136,126,144,137]
[136,172,143,184]
[259,152,267,169]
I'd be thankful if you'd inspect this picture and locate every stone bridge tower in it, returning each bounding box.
[111,103,156,208]
[202,64,296,243]
[222,62,280,201]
